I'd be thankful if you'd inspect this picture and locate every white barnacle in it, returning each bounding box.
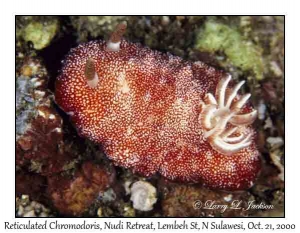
[130,181,157,211]
[200,74,257,155]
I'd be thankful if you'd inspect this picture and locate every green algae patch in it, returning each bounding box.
[22,20,58,50]
[196,21,264,80]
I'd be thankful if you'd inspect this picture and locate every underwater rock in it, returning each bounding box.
[161,183,254,217]
[196,20,264,80]
[70,16,128,42]
[20,17,59,50]
[16,57,77,175]
[47,161,115,216]
[16,195,54,217]
[16,171,46,201]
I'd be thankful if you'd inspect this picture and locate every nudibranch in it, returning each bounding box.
[55,22,260,190]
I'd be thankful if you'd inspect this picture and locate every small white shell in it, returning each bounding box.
[130,181,157,211]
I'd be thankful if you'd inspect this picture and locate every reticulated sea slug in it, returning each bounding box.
[55,22,260,190]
